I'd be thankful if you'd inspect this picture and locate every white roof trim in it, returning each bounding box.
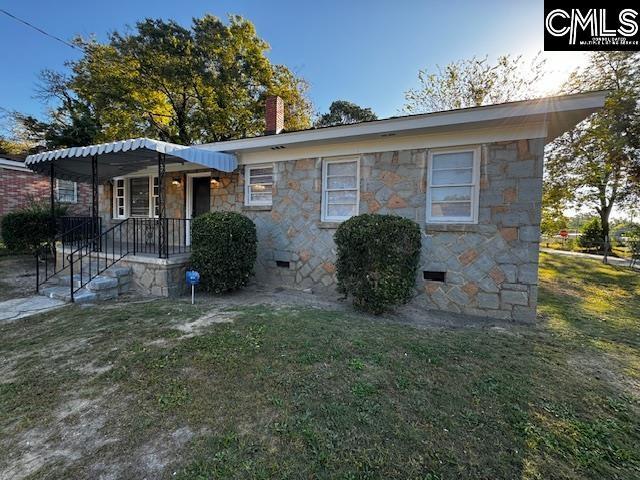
[25,137,237,172]
[198,91,608,153]
[0,158,30,172]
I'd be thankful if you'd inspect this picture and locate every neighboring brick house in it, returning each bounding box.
[0,155,91,219]
[26,91,606,320]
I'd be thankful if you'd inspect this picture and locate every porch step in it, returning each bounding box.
[39,265,132,304]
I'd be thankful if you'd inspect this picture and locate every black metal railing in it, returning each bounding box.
[35,216,101,292]
[67,219,130,301]
[36,216,191,300]
[65,217,191,301]
[126,217,191,257]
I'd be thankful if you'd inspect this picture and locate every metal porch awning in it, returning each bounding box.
[25,137,237,182]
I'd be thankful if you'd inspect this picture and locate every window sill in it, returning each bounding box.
[317,221,342,229]
[242,205,272,212]
[425,223,496,234]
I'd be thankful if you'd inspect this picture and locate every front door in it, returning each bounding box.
[192,177,211,218]
[186,175,211,245]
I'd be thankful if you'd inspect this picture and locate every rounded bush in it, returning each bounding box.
[1,211,54,253]
[190,211,257,293]
[334,213,422,314]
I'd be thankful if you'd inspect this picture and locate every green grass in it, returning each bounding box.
[0,253,639,479]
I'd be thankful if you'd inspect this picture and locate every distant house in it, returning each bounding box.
[0,154,91,220]
[26,91,607,321]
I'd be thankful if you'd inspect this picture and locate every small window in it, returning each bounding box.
[114,178,126,218]
[322,157,359,222]
[152,177,159,217]
[245,164,273,206]
[427,147,480,224]
[55,179,77,203]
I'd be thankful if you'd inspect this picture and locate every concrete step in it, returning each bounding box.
[40,285,98,304]
[38,263,131,304]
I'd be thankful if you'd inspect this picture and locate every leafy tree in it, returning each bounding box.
[578,218,604,251]
[19,15,312,148]
[403,54,546,113]
[315,100,377,127]
[546,52,640,244]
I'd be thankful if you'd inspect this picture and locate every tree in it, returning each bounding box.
[545,52,640,244]
[403,54,546,113]
[315,100,377,127]
[19,15,312,148]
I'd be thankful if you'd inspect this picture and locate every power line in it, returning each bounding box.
[0,8,80,51]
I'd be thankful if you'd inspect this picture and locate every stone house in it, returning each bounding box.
[26,91,606,321]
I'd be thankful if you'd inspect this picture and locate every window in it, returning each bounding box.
[55,179,77,203]
[427,147,480,224]
[322,157,359,222]
[152,177,159,217]
[129,177,150,217]
[112,176,159,219]
[114,178,126,218]
[245,164,273,206]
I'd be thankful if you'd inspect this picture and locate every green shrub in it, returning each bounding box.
[1,200,68,253]
[189,212,257,293]
[334,214,421,314]
[578,218,604,251]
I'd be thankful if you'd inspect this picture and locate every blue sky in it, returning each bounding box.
[0,0,584,122]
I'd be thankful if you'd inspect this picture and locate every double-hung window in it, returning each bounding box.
[427,147,480,224]
[244,164,273,206]
[55,179,77,203]
[112,176,159,219]
[322,157,359,222]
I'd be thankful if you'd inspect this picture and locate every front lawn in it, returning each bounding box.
[0,253,639,479]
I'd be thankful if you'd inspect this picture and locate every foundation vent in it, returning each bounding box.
[276,260,290,269]
[423,271,446,282]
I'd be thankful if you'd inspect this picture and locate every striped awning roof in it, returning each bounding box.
[25,137,237,182]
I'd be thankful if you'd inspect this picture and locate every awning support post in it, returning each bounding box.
[49,163,56,268]
[91,154,100,251]
[158,152,167,258]
[49,162,56,237]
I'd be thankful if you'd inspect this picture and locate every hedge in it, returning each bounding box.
[1,204,67,253]
[189,211,257,293]
[334,213,422,314]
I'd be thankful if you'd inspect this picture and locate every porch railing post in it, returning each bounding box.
[157,152,167,258]
[50,163,56,270]
[91,154,100,252]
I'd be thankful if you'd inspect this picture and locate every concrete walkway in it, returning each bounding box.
[541,248,637,269]
[0,296,67,324]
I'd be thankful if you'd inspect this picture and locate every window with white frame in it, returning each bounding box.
[244,164,273,206]
[114,178,126,218]
[322,157,359,222]
[55,179,77,203]
[427,147,480,224]
[152,177,159,217]
[112,176,159,219]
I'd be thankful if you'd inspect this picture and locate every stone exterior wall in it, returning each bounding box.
[93,140,544,321]
[209,139,544,322]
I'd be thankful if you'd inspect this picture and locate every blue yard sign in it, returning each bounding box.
[186,270,200,304]
[186,270,200,285]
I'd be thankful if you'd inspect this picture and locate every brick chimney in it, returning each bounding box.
[265,95,284,135]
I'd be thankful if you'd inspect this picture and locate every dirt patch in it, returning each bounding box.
[0,255,37,301]
[569,351,640,402]
[1,394,114,480]
[174,310,237,337]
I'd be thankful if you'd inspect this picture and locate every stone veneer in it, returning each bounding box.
[208,139,544,322]
[94,139,543,321]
